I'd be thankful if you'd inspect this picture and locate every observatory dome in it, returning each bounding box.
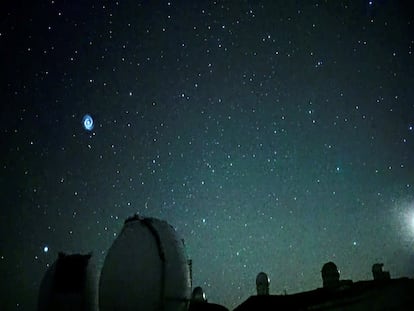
[99,214,191,311]
[37,252,98,311]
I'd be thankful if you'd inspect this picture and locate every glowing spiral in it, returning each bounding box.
[82,114,94,131]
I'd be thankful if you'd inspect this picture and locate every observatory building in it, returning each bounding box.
[234,263,414,310]
[99,214,192,311]
[37,213,414,311]
[37,252,98,311]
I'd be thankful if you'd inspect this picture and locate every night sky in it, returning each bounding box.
[1,1,414,310]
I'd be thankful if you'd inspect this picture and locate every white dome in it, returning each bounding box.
[99,214,191,311]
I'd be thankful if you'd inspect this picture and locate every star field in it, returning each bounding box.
[1,1,414,310]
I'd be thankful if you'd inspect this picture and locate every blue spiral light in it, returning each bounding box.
[82,114,94,131]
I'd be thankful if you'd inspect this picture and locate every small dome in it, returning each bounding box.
[256,272,270,295]
[372,263,390,280]
[321,262,340,288]
[256,272,270,286]
[191,286,207,302]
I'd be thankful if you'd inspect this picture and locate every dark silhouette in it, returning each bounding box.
[321,261,340,288]
[37,252,97,311]
[188,286,229,311]
[255,272,270,295]
[372,263,391,280]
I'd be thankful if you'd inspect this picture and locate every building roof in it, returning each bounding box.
[233,278,414,311]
